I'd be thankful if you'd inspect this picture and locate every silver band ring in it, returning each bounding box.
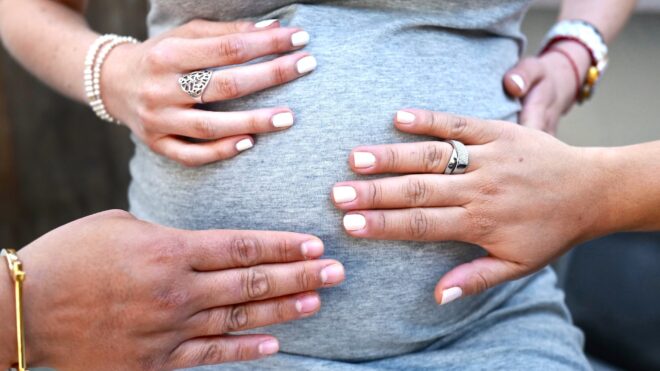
[178,70,213,104]
[443,140,469,174]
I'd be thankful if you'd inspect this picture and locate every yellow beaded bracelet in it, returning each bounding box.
[1,249,27,371]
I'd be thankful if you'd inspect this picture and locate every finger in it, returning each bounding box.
[347,142,483,175]
[168,19,266,39]
[393,110,504,145]
[182,230,325,271]
[434,256,527,305]
[186,292,320,337]
[332,175,471,211]
[166,28,311,71]
[166,334,280,369]
[195,259,345,308]
[156,108,295,140]
[342,208,468,241]
[519,102,547,131]
[503,57,544,98]
[150,135,254,167]
[193,53,316,104]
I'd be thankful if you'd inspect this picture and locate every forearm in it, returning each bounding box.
[592,141,660,236]
[0,0,98,102]
[559,0,637,43]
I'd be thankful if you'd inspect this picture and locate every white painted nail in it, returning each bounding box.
[291,31,310,47]
[296,55,317,74]
[440,287,463,305]
[235,139,253,152]
[343,214,366,231]
[510,74,525,92]
[272,112,294,128]
[396,111,416,124]
[333,186,357,203]
[353,152,376,168]
[255,19,278,29]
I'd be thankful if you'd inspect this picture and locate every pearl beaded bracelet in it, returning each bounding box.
[84,34,139,124]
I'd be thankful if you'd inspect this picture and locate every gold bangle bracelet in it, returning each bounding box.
[1,249,27,371]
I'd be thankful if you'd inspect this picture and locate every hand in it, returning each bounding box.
[3,210,344,370]
[331,109,605,305]
[503,41,591,135]
[102,19,316,166]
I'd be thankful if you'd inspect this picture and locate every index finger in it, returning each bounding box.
[181,230,325,271]
[394,109,505,145]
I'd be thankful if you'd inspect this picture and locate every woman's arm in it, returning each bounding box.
[332,109,660,304]
[503,0,637,134]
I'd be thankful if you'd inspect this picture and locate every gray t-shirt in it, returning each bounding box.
[132,0,574,367]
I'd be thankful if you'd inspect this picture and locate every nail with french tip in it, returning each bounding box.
[353,152,376,168]
[440,287,463,305]
[300,240,324,258]
[343,214,366,231]
[296,55,317,74]
[258,339,280,355]
[255,19,278,29]
[235,138,253,152]
[320,263,345,284]
[333,186,357,203]
[291,31,310,47]
[396,110,416,124]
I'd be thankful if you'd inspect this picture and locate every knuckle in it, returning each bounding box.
[145,41,175,71]
[421,143,445,173]
[192,118,219,138]
[153,285,190,310]
[271,62,289,85]
[174,150,202,168]
[244,268,272,299]
[227,305,250,331]
[296,264,315,291]
[406,209,432,239]
[246,114,261,133]
[275,298,291,320]
[213,73,240,100]
[404,177,432,206]
[473,269,491,293]
[199,342,224,364]
[467,209,496,239]
[230,237,262,267]
[218,37,246,62]
[137,85,162,110]
[385,146,400,170]
[446,115,469,138]
[369,181,383,207]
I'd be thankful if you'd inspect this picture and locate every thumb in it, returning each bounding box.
[434,257,526,305]
[503,57,544,98]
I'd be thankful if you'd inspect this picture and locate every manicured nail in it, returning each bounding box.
[353,152,376,168]
[235,139,253,152]
[440,287,463,305]
[272,112,294,128]
[510,74,525,92]
[320,263,345,284]
[296,55,317,74]
[300,240,324,258]
[333,186,357,203]
[291,31,310,47]
[396,110,416,124]
[343,214,366,231]
[295,294,320,314]
[258,339,280,355]
[255,19,278,29]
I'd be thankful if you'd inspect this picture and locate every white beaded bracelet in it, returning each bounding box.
[84,34,139,124]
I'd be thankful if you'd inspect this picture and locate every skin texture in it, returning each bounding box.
[503,0,637,134]
[0,210,345,370]
[333,109,660,304]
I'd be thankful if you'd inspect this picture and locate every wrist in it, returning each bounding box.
[0,257,17,369]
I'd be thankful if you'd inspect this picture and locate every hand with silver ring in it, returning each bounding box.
[101,19,317,166]
[332,109,601,305]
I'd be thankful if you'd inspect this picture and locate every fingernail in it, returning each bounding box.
[396,110,416,124]
[333,186,357,203]
[510,74,525,92]
[272,112,294,128]
[343,214,366,231]
[300,240,324,258]
[320,263,345,284]
[440,287,463,305]
[295,294,321,313]
[353,152,376,168]
[291,31,310,47]
[258,339,280,355]
[296,55,317,74]
[235,139,253,152]
[255,19,278,29]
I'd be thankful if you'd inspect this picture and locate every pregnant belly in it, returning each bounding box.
[130,6,521,361]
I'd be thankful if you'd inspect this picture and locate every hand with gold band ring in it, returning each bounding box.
[331,109,609,306]
[99,19,318,167]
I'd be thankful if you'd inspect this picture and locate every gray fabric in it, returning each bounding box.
[132,1,590,369]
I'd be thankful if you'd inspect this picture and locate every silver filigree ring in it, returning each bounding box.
[443,140,469,175]
[178,70,213,104]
